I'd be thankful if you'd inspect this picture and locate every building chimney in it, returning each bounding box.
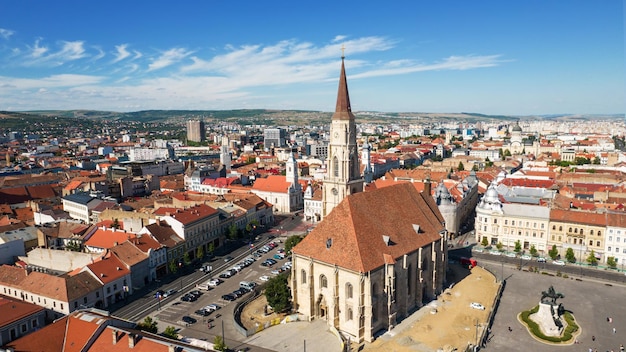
[112,330,119,345]
[424,177,431,195]
[128,333,136,348]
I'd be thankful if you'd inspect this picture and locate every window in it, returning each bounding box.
[616,248,620,253]
[597,241,600,247]
[598,231,602,236]
[60,303,63,310]
[346,283,353,299]
[580,229,584,235]
[589,240,593,246]
[320,275,327,288]
[21,324,27,333]
[301,269,307,284]
[494,219,497,224]
[347,307,353,321]
[74,302,78,309]
[541,223,545,229]
[333,157,339,177]
[512,221,515,226]
[618,237,621,243]
[552,225,556,230]
[559,226,562,231]
[31,319,38,328]
[609,236,613,241]
[569,227,572,233]
[84,297,88,304]
[505,220,508,225]
[574,228,578,233]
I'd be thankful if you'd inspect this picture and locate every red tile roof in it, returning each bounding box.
[293,183,444,272]
[0,295,44,326]
[85,227,137,250]
[163,203,219,225]
[251,175,293,193]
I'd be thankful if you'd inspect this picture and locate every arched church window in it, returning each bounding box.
[333,157,339,177]
[346,283,353,299]
[320,275,327,288]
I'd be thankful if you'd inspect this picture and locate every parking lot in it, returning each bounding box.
[150,239,292,344]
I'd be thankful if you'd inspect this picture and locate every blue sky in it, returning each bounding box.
[0,1,624,115]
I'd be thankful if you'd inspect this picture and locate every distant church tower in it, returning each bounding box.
[322,54,364,218]
[220,136,231,173]
[362,142,373,184]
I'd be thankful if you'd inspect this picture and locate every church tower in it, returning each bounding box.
[322,54,364,218]
[220,135,231,173]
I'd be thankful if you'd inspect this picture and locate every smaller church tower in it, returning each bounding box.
[286,152,298,186]
[362,142,373,184]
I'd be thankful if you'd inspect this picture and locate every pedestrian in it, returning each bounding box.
[610,317,613,323]
[612,327,616,334]
[592,335,595,341]
[620,343,624,351]
[508,326,512,332]
[607,316,610,322]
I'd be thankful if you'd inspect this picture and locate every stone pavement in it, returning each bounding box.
[242,319,343,352]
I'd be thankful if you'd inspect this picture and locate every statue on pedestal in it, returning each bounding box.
[541,285,564,305]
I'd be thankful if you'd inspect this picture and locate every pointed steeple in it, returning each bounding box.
[332,55,355,121]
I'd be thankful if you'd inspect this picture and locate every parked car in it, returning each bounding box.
[189,290,202,298]
[222,293,237,301]
[470,302,485,310]
[521,254,532,260]
[204,304,221,312]
[553,260,566,266]
[182,316,197,324]
[259,275,270,282]
[163,289,177,298]
[489,250,502,256]
[506,252,517,258]
[208,278,223,287]
[181,294,196,302]
[537,257,547,263]
[195,309,211,316]
[224,256,234,262]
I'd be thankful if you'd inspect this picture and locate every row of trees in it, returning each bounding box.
[479,237,616,268]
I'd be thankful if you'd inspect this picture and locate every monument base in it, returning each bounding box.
[530,302,563,337]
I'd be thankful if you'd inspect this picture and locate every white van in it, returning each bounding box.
[195,280,212,291]
[240,281,256,291]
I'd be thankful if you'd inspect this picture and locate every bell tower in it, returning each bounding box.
[322,53,364,218]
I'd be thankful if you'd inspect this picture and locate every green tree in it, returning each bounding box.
[137,316,158,333]
[213,335,227,351]
[565,247,576,263]
[168,259,178,274]
[183,252,191,266]
[227,223,239,241]
[66,240,81,252]
[208,242,215,257]
[514,240,522,253]
[457,162,465,171]
[196,246,204,261]
[162,326,179,340]
[284,235,303,255]
[504,149,512,157]
[111,218,120,229]
[548,244,559,260]
[593,156,601,165]
[264,274,291,313]
[496,242,503,251]
[606,256,617,269]
[529,244,538,257]
[586,250,598,266]
[481,237,489,247]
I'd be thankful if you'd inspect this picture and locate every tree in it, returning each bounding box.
[481,237,489,247]
[284,235,303,255]
[213,335,227,351]
[168,259,178,274]
[548,244,559,260]
[66,240,81,252]
[137,316,158,333]
[457,162,465,171]
[514,240,522,253]
[162,326,178,340]
[586,250,598,266]
[496,242,503,251]
[565,247,576,263]
[111,218,120,229]
[196,246,204,261]
[607,256,617,269]
[227,223,239,241]
[504,149,512,157]
[529,244,538,257]
[593,156,601,165]
[264,274,291,312]
[183,252,191,266]
[208,242,215,257]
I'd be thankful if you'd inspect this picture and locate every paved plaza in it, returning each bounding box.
[481,263,626,352]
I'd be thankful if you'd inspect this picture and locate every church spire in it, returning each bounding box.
[332,54,355,121]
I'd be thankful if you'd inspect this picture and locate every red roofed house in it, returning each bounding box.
[79,251,132,306]
[84,226,137,254]
[251,153,303,213]
[3,309,201,352]
[0,295,46,346]
[158,203,220,262]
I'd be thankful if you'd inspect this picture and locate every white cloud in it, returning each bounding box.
[148,47,193,71]
[29,39,48,58]
[0,28,15,40]
[332,35,347,42]
[92,46,105,61]
[113,44,131,62]
[351,55,506,79]
[0,74,105,90]
[133,50,142,60]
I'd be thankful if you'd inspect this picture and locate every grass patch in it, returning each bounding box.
[520,305,579,343]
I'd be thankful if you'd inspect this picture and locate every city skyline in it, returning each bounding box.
[0,0,624,115]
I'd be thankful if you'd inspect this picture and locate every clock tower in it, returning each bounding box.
[322,54,364,218]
